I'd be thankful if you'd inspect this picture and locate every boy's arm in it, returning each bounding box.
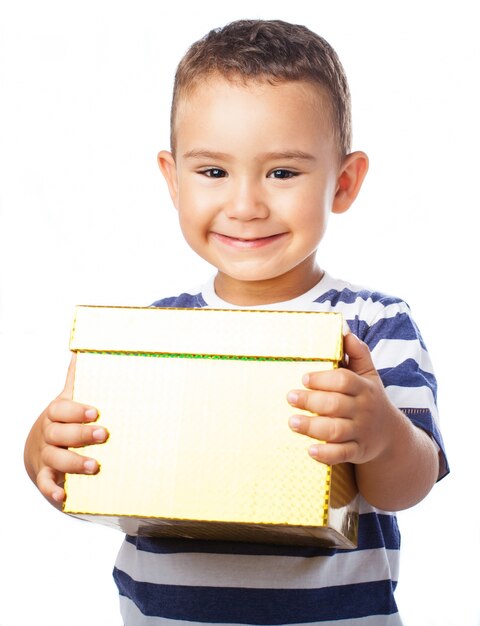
[24,355,108,508]
[288,332,441,512]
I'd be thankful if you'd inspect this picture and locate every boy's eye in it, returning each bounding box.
[201,168,227,178]
[269,169,297,179]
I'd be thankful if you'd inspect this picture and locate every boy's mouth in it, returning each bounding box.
[211,232,287,248]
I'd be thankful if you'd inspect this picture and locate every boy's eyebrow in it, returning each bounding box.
[182,149,316,162]
[260,150,317,162]
[183,149,231,161]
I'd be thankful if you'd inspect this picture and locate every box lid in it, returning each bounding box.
[70,306,343,360]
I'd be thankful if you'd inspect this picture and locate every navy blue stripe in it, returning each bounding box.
[125,512,399,556]
[378,358,437,397]
[315,288,404,308]
[114,569,398,623]
[402,408,439,444]
[401,408,449,477]
[151,292,207,308]
[359,512,400,550]
[346,317,370,340]
[364,313,426,351]
[347,315,427,351]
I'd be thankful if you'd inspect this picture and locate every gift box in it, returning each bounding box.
[64,306,358,548]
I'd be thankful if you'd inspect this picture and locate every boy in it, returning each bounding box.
[24,19,448,625]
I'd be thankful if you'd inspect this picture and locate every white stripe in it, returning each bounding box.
[386,385,438,420]
[324,298,409,322]
[371,338,434,373]
[115,541,399,589]
[177,285,204,297]
[119,595,403,626]
[295,297,410,325]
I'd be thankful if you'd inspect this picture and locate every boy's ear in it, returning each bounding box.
[332,151,369,214]
[157,150,179,208]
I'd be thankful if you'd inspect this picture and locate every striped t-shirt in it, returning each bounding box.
[113,272,448,625]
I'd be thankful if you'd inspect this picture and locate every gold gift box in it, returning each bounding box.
[64,306,359,548]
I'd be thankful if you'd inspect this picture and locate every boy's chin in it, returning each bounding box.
[215,268,284,285]
[213,257,322,304]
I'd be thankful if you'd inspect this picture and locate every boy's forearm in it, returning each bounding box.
[355,407,440,511]
[24,415,43,484]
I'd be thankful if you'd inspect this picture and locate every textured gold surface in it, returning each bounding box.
[64,307,358,547]
[69,305,343,360]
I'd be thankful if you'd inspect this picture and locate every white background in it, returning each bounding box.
[0,1,479,624]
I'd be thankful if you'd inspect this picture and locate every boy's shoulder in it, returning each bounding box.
[306,276,413,339]
[314,275,408,310]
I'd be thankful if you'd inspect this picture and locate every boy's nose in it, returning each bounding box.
[224,179,269,221]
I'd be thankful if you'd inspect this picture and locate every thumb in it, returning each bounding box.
[60,353,77,399]
[343,332,376,377]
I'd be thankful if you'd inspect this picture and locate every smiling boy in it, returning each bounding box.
[25,19,448,625]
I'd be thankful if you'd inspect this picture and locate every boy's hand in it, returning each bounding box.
[288,331,440,510]
[24,355,108,507]
[287,332,398,466]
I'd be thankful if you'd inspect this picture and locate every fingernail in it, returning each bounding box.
[52,490,64,503]
[289,415,301,431]
[287,391,298,405]
[308,445,320,458]
[92,428,107,442]
[85,408,98,421]
[302,374,310,385]
[84,459,97,473]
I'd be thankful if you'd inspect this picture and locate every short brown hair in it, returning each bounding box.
[170,19,352,158]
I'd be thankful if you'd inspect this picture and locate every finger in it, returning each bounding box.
[44,422,108,448]
[308,441,360,465]
[41,444,100,476]
[299,368,363,396]
[60,353,77,399]
[287,388,356,417]
[343,332,376,376]
[289,413,355,443]
[36,466,65,503]
[47,398,98,424]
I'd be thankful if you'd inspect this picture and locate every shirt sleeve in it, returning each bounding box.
[348,299,449,480]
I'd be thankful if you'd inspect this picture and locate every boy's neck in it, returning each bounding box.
[214,261,324,306]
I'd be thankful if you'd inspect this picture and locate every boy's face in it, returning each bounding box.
[159,76,366,305]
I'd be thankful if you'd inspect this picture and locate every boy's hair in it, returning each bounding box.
[170,19,352,159]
